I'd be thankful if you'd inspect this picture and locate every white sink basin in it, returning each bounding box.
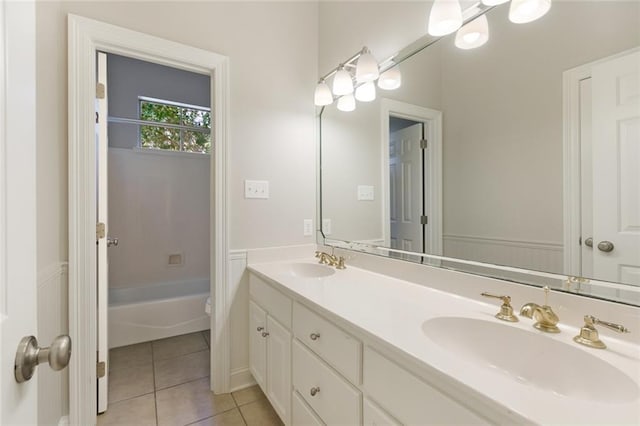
[284,262,335,278]
[422,317,639,404]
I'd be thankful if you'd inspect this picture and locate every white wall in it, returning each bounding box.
[108,149,210,289]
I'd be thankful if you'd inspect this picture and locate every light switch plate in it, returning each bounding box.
[245,180,269,199]
[322,218,332,235]
[357,185,375,201]
[303,219,313,236]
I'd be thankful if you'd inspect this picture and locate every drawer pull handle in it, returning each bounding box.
[310,333,321,341]
[261,331,269,338]
[310,386,320,397]
[256,326,264,332]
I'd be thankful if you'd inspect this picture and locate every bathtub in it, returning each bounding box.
[108,279,211,348]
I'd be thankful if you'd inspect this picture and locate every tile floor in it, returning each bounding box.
[98,331,283,426]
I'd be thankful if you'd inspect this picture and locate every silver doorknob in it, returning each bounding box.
[15,335,72,383]
[584,237,593,248]
[597,241,614,252]
[107,237,119,247]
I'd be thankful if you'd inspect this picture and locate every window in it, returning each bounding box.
[139,97,211,153]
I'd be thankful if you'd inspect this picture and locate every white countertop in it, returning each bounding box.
[248,258,640,425]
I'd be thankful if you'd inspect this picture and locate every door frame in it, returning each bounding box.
[68,15,230,424]
[562,46,639,276]
[380,98,443,256]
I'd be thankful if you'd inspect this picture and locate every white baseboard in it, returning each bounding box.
[58,415,69,426]
[229,368,256,392]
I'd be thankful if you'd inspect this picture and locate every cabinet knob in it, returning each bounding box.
[256,326,264,332]
[261,331,269,338]
[310,333,321,341]
[310,386,320,397]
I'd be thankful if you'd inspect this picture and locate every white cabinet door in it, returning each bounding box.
[249,301,267,390]
[266,316,291,424]
[364,398,401,426]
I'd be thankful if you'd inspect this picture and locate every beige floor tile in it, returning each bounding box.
[187,408,246,426]
[156,377,236,426]
[154,349,210,389]
[239,398,283,426]
[109,363,154,403]
[202,330,211,347]
[97,393,156,426]
[231,385,265,406]
[109,342,152,371]
[153,332,208,361]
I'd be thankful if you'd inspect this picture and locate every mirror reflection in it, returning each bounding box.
[320,1,640,300]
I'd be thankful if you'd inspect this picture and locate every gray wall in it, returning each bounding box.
[107,53,210,149]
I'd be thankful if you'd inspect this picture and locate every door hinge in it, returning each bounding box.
[420,139,428,149]
[96,222,106,240]
[97,361,106,378]
[96,83,105,99]
[420,215,428,225]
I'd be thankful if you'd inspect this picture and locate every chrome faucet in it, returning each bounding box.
[520,286,561,333]
[315,250,346,269]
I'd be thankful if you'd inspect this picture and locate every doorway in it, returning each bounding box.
[68,15,229,425]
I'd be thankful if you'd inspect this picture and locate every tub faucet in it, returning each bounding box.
[520,286,561,333]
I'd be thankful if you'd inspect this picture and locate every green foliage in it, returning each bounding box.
[140,100,211,153]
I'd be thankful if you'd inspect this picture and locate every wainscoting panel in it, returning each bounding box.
[443,235,564,274]
[37,262,69,425]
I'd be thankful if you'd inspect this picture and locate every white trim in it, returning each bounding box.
[68,15,230,424]
[562,47,640,276]
[443,234,563,251]
[229,367,257,392]
[380,98,443,255]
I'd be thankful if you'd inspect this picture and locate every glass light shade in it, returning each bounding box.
[314,81,333,106]
[377,67,402,90]
[355,82,376,102]
[455,15,489,50]
[337,94,356,112]
[332,67,354,96]
[355,50,380,83]
[481,0,509,5]
[428,0,463,36]
[509,0,551,24]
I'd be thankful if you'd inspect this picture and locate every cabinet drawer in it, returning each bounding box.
[293,302,361,384]
[293,340,361,425]
[292,390,325,426]
[363,347,488,425]
[250,274,292,329]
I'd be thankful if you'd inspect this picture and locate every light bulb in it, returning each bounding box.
[455,14,489,50]
[337,94,356,112]
[509,0,551,24]
[377,67,402,90]
[314,80,333,106]
[481,0,509,5]
[332,66,354,96]
[355,48,379,83]
[428,0,463,36]
[355,82,376,102]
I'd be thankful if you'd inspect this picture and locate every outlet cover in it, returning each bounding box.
[357,185,374,201]
[303,219,313,236]
[245,180,269,199]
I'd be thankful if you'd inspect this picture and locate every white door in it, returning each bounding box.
[0,0,39,423]
[249,301,267,390]
[96,52,110,413]
[579,78,594,279]
[265,315,291,424]
[389,123,424,253]
[592,50,640,285]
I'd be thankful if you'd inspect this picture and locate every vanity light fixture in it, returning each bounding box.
[332,65,354,96]
[377,66,402,90]
[455,14,489,49]
[428,0,463,36]
[355,81,377,102]
[355,47,379,83]
[337,94,356,112]
[314,79,334,106]
[509,0,552,24]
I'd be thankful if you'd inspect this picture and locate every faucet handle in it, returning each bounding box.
[336,256,346,270]
[481,293,518,322]
[573,315,630,349]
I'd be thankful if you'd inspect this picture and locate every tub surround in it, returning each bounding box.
[247,247,640,425]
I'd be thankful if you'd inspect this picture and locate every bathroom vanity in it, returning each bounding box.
[247,253,640,425]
